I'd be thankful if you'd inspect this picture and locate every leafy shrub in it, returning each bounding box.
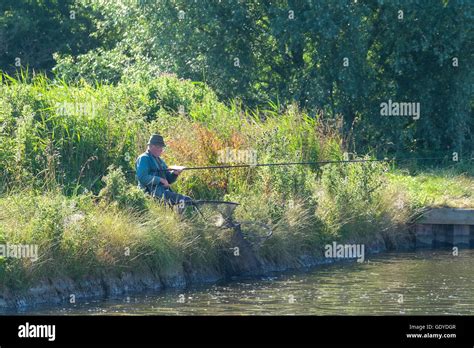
[317,158,388,241]
[98,165,148,212]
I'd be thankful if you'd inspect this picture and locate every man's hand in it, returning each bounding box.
[160,178,170,187]
[169,166,185,176]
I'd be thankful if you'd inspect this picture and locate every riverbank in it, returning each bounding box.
[11,249,474,316]
[0,219,405,310]
[3,167,474,310]
[1,74,472,310]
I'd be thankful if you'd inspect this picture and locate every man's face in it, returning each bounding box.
[149,144,164,157]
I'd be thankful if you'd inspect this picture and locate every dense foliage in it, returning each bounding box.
[1,0,472,157]
[0,1,472,291]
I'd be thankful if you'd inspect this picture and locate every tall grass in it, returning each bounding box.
[0,72,472,292]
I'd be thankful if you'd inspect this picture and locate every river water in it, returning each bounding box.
[7,249,474,315]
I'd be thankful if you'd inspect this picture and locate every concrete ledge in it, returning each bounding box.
[417,208,474,225]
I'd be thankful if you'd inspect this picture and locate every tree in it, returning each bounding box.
[0,0,98,75]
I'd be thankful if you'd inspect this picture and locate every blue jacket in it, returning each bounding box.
[135,150,178,195]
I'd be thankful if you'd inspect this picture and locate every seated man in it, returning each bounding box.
[136,134,192,207]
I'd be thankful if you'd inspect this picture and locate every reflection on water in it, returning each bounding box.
[8,250,474,315]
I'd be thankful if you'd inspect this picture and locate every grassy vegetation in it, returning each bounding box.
[387,169,474,209]
[0,73,472,292]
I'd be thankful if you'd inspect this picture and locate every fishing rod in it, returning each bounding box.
[164,156,455,172]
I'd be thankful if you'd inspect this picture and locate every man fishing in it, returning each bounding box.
[136,134,193,207]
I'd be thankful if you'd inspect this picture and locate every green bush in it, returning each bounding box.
[317,158,389,241]
[98,165,148,212]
